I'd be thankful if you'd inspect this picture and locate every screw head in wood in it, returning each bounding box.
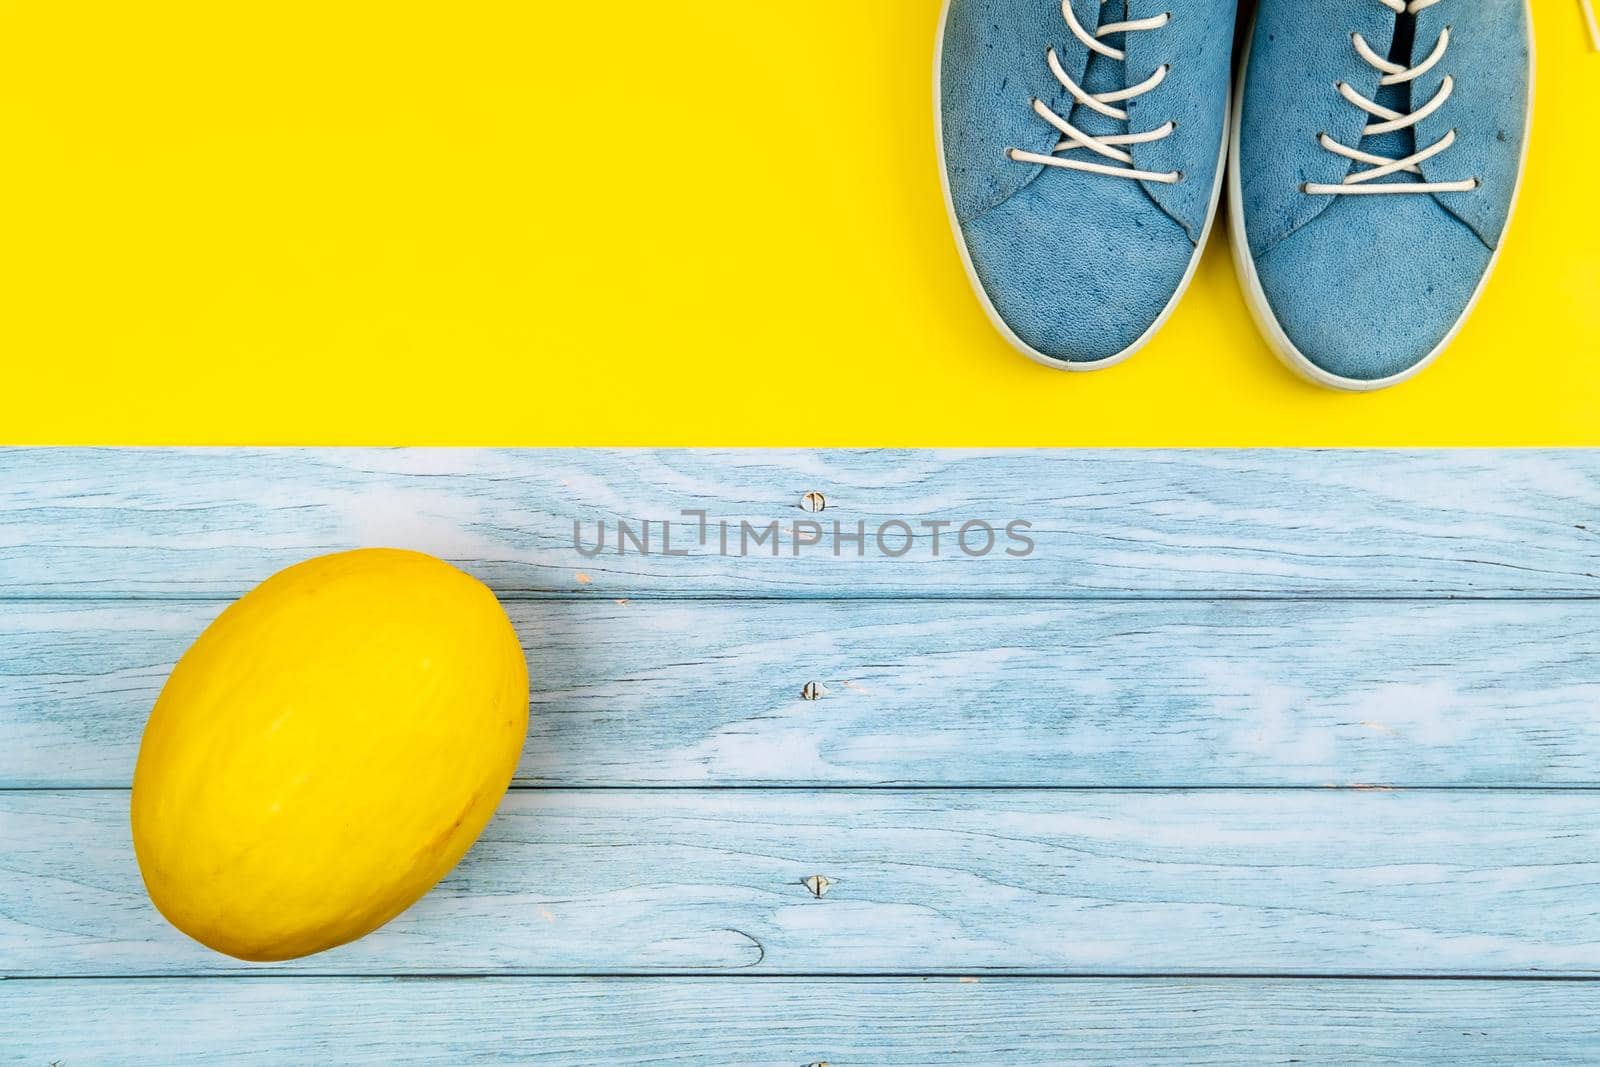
[800,491,827,513]
[802,875,833,898]
[801,681,825,701]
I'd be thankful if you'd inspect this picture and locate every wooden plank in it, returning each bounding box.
[5,789,1598,977]
[6,977,1600,1065]
[3,449,1599,599]
[6,598,1600,789]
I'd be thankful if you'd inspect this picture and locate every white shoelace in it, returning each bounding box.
[1007,0,1182,185]
[1305,0,1479,196]
[1307,0,1598,193]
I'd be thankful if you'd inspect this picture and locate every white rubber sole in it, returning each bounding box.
[933,0,1231,373]
[1226,3,1536,393]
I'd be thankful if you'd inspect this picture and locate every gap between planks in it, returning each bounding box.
[9,593,1600,604]
[9,785,1600,794]
[8,973,1600,982]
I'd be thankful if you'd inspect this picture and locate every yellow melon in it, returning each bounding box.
[130,548,528,961]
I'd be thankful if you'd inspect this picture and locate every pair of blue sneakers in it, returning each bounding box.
[937,0,1535,391]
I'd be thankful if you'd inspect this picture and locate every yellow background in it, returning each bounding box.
[1,2,1595,446]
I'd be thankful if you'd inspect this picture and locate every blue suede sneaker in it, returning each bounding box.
[1230,0,1534,391]
[937,0,1237,370]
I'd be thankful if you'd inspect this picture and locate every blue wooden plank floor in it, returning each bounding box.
[3,449,1600,1063]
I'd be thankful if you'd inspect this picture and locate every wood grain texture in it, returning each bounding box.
[6,789,1599,977]
[7,598,1600,789]
[7,977,1600,1065]
[8,447,1600,1059]
[4,449,1599,599]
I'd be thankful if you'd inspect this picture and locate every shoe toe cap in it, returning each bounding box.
[1251,196,1494,386]
[959,175,1198,367]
